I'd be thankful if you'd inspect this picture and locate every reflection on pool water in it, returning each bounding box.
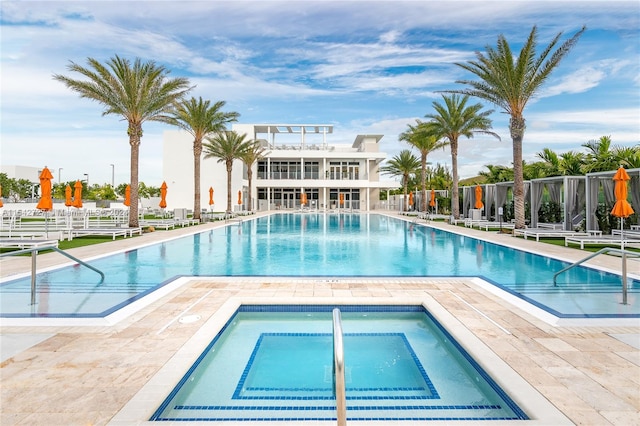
[1,213,637,318]
[151,305,529,422]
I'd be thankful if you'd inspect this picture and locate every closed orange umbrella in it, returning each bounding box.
[73,180,83,208]
[474,185,484,209]
[36,167,54,211]
[408,191,414,207]
[237,190,242,205]
[611,167,634,218]
[0,184,3,208]
[64,184,72,207]
[159,181,168,208]
[429,189,436,208]
[301,192,307,205]
[209,187,214,206]
[123,184,131,207]
[339,193,344,206]
[611,167,634,252]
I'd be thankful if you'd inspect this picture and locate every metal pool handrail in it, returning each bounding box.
[0,245,105,305]
[553,247,639,305]
[332,308,347,426]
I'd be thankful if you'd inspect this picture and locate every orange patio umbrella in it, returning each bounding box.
[123,185,131,207]
[339,193,344,206]
[408,191,414,208]
[474,185,484,209]
[209,187,214,206]
[73,180,83,208]
[237,190,242,205]
[611,167,634,250]
[429,189,436,208]
[159,181,168,208]
[0,184,3,208]
[36,167,54,211]
[301,192,307,205]
[611,167,634,218]
[64,184,73,207]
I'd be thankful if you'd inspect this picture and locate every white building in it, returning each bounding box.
[162,123,397,212]
[0,165,44,183]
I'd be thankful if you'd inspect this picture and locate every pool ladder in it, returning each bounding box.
[332,308,347,426]
[553,247,639,305]
[0,245,105,306]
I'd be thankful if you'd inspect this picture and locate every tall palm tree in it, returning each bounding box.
[381,150,420,211]
[425,94,499,220]
[53,55,192,227]
[399,120,448,212]
[203,131,255,214]
[239,141,268,212]
[448,25,586,228]
[161,97,239,221]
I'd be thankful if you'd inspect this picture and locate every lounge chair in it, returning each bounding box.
[513,228,597,242]
[564,234,640,250]
[0,239,59,249]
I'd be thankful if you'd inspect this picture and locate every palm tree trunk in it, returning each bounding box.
[193,141,202,221]
[226,161,233,214]
[511,116,526,229]
[421,154,427,212]
[247,169,253,212]
[128,123,142,228]
[451,139,459,219]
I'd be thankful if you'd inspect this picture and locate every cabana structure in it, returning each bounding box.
[529,176,586,230]
[461,181,531,222]
[586,168,640,231]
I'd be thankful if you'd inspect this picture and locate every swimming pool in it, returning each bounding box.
[150,305,528,422]
[0,213,637,319]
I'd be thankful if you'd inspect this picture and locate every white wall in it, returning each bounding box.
[162,131,245,212]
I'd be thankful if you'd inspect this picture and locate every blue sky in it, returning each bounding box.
[1,0,639,186]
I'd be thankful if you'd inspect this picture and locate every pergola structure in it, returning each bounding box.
[585,168,639,231]
[460,167,639,232]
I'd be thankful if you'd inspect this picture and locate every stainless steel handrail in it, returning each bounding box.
[332,308,347,426]
[0,245,105,305]
[553,247,639,305]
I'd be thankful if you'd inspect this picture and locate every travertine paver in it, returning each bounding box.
[1,213,639,425]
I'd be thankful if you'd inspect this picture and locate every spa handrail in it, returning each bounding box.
[553,247,639,305]
[0,245,105,305]
[332,308,347,426]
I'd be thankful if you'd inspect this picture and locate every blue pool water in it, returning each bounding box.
[150,305,528,422]
[0,213,637,318]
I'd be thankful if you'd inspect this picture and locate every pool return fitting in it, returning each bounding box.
[333,308,347,426]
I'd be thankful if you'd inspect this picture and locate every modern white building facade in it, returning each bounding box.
[162,123,397,213]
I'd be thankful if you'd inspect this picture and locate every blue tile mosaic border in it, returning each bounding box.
[232,331,438,401]
[150,304,529,422]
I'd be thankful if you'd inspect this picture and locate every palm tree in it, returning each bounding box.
[239,141,268,212]
[479,164,513,183]
[425,94,499,220]
[399,120,448,212]
[448,25,586,228]
[536,148,561,176]
[53,55,192,227]
[381,150,420,211]
[559,151,586,176]
[203,131,255,214]
[161,97,239,221]
[614,145,640,169]
[582,136,618,173]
